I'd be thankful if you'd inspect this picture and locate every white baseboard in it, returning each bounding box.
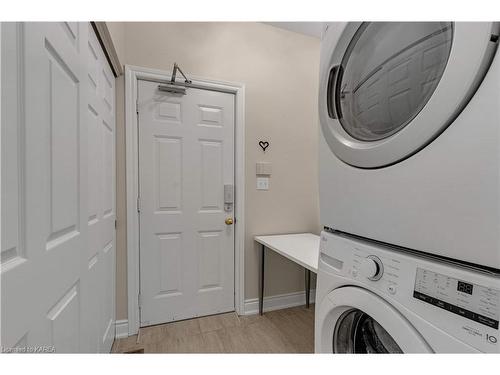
[244,289,316,315]
[115,319,129,339]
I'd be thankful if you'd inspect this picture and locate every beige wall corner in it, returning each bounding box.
[104,22,126,75]
[113,22,321,320]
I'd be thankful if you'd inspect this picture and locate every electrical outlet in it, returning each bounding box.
[256,177,269,190]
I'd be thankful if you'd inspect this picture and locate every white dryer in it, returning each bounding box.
[315,231,500,353]
[318,22,500,270]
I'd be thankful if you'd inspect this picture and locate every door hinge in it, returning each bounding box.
[114,219,117,230]
[136,99,139,114]
[137,196,141,213]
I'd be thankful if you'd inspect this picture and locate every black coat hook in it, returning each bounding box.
[259,141,269,152]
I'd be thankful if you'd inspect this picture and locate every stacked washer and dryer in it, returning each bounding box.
[315,22,500,353]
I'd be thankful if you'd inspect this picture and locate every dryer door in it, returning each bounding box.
[319,22,499,168]
[316,286,432,353]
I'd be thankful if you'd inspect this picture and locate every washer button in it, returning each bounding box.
[388,285,397,295]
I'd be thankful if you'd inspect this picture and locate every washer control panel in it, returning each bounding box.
[359,255,384,280]
[414,268,499,330]
[319,231,500,352]
[349,250,401,294]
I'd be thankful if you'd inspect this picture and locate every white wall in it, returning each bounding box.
[108,22,321,320]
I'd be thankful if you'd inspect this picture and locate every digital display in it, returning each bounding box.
[457,281,473,295]
[414,268,499,329]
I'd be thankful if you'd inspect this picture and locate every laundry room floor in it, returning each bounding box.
[112,305,315,353]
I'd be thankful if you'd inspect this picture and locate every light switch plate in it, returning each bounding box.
[256,177,269,190]
[256,162,272,176]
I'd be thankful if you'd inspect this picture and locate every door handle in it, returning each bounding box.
[225,217,234,225]
[326,64,342,119]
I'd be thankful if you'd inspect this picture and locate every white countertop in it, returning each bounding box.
[254,233,320,273]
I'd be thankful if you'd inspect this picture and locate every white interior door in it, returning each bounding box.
[86,24,116,353]
[138,80,235,327]
[1,22,115,353]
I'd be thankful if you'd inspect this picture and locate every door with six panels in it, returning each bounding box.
[138,80,235,326]
[1,22,116,353]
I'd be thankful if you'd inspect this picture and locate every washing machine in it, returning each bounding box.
[315,231,500,353]
[318,22,500,270]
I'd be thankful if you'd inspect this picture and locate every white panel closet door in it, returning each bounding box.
[1,22,115,353]
[86,24,116,353]
[138,80,235,326]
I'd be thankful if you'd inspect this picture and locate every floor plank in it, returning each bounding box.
[112,305,315,353]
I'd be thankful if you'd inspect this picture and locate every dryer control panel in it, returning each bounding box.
[413,268,499,330]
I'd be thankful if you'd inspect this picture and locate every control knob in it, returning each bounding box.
[359,255,383,281]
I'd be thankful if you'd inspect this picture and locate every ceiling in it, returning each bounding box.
[263,22,324,38]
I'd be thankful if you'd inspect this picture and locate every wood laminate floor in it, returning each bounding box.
[112,305,315,353]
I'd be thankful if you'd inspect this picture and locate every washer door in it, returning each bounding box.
[316,287,432,353]
[319,22,499,168]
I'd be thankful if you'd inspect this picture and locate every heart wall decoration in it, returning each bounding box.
[259,141,269,152]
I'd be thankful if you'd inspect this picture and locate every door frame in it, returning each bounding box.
[125,64,245,336]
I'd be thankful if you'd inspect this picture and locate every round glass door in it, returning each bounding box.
[333,309,403,353]
[319,22,497,168]
[335,22,453,141]
[315,286,432,352]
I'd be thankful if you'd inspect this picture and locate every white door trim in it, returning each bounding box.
[125,65,245,336]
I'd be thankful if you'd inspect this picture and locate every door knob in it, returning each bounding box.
[225,217,234,225]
